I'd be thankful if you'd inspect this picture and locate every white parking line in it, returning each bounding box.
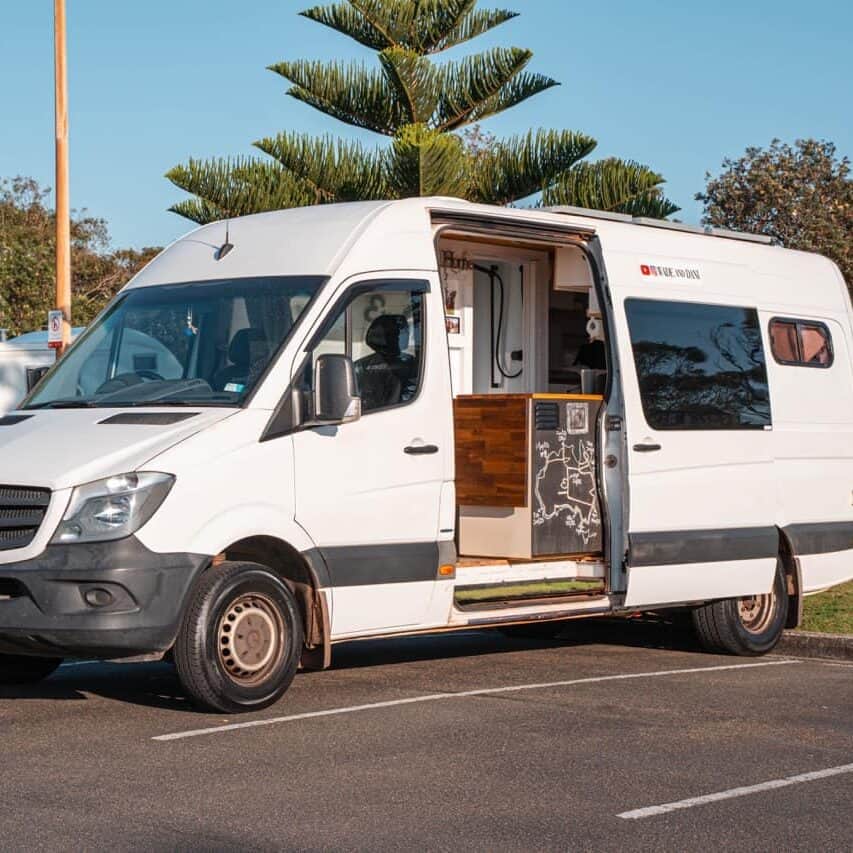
[152,658,798,742]
[618,762,853,820]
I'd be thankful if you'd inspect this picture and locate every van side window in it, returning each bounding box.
[625,299,772,430]
[305,285,425,415]
[769,319,833,368]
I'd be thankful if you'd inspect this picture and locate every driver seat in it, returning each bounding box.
[214,328,269,391]
[354,315,416,412]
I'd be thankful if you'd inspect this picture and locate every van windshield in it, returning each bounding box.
[24,276,326,409]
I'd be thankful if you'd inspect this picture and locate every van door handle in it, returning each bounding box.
[633,442,662,452]
[404,444,439,455]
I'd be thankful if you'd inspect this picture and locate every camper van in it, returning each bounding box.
[0,329,82,415]
[0,198,851,712]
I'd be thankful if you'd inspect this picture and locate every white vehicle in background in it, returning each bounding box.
[0,328,83,415]
[0,198,851,713]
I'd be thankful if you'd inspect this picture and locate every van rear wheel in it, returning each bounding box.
[692,560,788,655]
[174,561,303,713]
[0,654,63,684]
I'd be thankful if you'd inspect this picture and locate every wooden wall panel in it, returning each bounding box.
[454,395,528,507]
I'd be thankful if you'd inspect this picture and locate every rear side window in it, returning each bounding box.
[625,298,772,430]
[769,318,833,368]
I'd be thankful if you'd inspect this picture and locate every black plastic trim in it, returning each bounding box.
[99,412,199,425]
[0,536,209,657]
[0,415,33,426]
[629,526,779,567]
[303,542,441,587]
[784,522,853,556]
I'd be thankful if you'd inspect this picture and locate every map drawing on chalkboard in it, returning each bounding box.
[532,426,601,549]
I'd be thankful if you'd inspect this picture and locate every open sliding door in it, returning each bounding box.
[614,291,779,608]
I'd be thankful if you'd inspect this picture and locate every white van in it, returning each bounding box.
[0,329,83,415]
[1,198,850,712]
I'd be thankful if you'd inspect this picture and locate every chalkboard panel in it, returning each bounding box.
[531,399,603,555]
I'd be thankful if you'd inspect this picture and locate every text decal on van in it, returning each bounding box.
[640,264,702,281]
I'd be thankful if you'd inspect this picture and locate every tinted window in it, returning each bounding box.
[625,299,772,430]
[769,318,833,368]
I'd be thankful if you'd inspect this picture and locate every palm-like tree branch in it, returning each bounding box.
[255,132,388,201]
[472,130,597,204]
[270,60,404,134]
[434,47,547,130]
[300,2,390,50]
[166,158,316,223]
[388,124,469,197]
[432,7,518,51]
[378,48,439,125]
[543,158,680,216]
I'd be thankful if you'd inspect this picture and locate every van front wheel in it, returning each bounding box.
[174,561,303,713]
[692,560,788,656]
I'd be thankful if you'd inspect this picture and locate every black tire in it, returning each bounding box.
[0,655,63,685]
[499,620,567,640]
[692,559,788,656]
[174,561,303,713]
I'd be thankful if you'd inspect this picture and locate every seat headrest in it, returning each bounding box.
[228,328,269,367]
[365,315,409,357]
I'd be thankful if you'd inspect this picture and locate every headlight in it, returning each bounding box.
[52,472,175,544]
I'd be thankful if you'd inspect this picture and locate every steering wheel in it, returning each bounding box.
[94,370,165,395]
[134,370,165,382]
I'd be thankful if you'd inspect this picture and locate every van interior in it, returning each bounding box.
[435,226,610,609]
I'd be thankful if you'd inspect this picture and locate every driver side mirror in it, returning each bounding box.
[313,354,361,425]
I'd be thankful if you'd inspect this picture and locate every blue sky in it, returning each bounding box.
[1,1,851,250]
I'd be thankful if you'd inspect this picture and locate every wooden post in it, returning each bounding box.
[54,0,71,356]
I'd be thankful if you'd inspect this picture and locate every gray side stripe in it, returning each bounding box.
[629,527,779,568]
[784,522,853,556]
[304,542,441,587]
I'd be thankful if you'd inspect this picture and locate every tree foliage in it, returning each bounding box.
[0,177,159,337]
[168,0,678,221]
[698,139,852,288]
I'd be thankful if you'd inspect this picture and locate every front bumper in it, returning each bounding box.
[0,537,209,658]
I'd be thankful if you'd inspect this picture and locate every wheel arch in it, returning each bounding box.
[217,535,331,670]
[777,527,803,630]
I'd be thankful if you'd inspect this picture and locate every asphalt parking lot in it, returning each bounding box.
[1,619,850,852]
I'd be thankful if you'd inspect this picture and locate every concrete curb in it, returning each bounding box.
[777,630,853,661]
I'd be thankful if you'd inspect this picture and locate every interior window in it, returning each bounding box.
[625,298,772,430]
[304,285,425,415]
[769,318,833,368]
[769,320,800,363]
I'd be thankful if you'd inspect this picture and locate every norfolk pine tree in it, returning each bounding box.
[167,1,679,222]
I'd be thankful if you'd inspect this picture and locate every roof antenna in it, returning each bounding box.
[215,219,234,261]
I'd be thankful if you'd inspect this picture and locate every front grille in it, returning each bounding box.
[0,486,51,552]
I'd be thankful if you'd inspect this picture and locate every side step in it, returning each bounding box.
[454,578,605,611]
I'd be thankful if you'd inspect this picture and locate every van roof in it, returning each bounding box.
[544,205,776,246]
[1,328,84,350]
[128,198,847,317]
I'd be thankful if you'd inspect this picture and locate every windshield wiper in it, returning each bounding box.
[102,399,224,407]
[27,399,99,410]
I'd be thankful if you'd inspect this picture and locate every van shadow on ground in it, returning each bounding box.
[0,616,706,712]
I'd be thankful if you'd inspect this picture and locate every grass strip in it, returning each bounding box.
[455,578,604,604]
[799,580,853,635]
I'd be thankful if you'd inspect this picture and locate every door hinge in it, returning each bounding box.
[605,415,623,432]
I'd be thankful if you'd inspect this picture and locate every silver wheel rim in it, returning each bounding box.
[737,592,776,635]
[217,593,286,685]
